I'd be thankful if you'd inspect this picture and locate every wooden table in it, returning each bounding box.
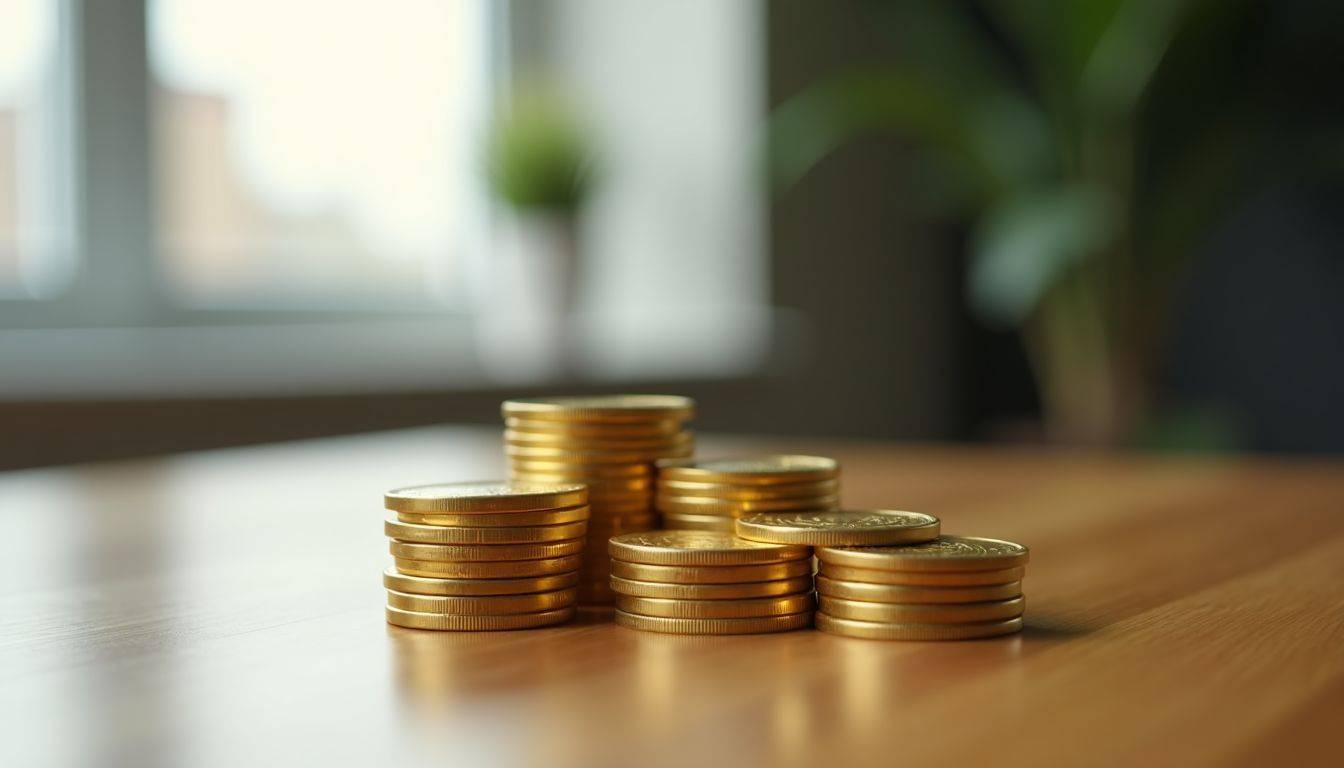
[3,426,1343,767]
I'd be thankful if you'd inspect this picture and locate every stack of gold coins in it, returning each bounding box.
[502,395,695,604]
[382,481,589,630]
[607,530,815,634]
[654,455,841,532]
[812,536,1029,640]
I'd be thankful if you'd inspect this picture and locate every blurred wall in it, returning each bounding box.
[1152,0,1344,453]
[749,0,964,439]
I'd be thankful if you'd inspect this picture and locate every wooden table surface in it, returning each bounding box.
[3,426,1343,767]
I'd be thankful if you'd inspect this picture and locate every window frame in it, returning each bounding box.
[0,0,776,400]
[0,0,502,332]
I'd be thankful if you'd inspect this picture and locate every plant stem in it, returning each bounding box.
[1026,266,1128,445]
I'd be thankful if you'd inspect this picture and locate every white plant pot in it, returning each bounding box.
[472,212,580,382]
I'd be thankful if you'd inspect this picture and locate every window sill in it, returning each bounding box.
[0,305,784,400]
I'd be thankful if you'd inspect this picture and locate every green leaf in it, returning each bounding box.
[1080,0,1196,119]
[484,86,593,211]
[969,183,1120,326]
[1138,404,1248,452]
[867,1,1026,95]
[768,70,1049,201]
[983,0,1127,154]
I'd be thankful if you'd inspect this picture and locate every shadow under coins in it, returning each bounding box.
[1019,614,1097,641]
[384,605,622,701]
[614,621,826,764]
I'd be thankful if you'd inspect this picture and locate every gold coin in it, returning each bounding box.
[506,417,685,438]
[817,595,1024,623]
[508,460,652,477]
[818,564,1025,587]
[506,443,693,464]
[589,500,654,516]
[815,613,1023,640]
[505,429,693,450]
[384,481,587,513]
[593,485,656,498]
[596,503,653,519]
[608,530,810,566]
[659,512,736,531]
[506,444,689,462]
[383,569,579,596]
[655,455,838,485]
[616,593,814,619]
[597,508,660,519]
[610,559,813,584]
[816,575,1023,604]
[526,486,652,506]
[387,587,578,615]
[393,555,582,579]
[595,503,654,516]
[735,509,941,546]
[817,536,1030,572]
[587,534,648,552]
[583,477,653,491]
[655,507,730,524]
[501,395,695,423]
[587,532,649,549]
[395,505,590,527]
[610,575,814,600]
[509,473,651,493]
[586,488,653,505]
[580,510,647,525]
[389,539,584,562]
[656,478,841,500]
[655,494,840,515]
[582,479,653,492]
[585,513,658,533]
[386,605,576,631]
[586,536,641,553]
[614,609,812,635]
[385,518,589,545]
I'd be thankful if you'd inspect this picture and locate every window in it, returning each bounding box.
[0,0,77,299]
[149,0,483,305]
[0,0,769,397]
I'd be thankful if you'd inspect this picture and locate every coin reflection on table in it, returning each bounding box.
[387,621,573,707]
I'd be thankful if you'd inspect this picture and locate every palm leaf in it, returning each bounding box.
[768,69,1048,202]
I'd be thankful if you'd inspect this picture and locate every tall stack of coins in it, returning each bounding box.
[382,481,589,630]
[654,455,841,532]
[812,536,1029,640]
[608,531,815,634]
[502,395,695,604]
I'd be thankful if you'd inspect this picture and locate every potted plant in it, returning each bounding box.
[478,85,593,380]
[769,1,1267,446]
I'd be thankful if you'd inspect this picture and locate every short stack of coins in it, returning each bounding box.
[502,395,696,604]
[654,455,841,532]
[608,530,815,634]
[382,481,589,630]
[812,536,1029,640]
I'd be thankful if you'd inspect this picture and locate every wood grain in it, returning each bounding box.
[2,426,1342,767]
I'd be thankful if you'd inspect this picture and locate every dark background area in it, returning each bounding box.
[765,0,1344,453]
